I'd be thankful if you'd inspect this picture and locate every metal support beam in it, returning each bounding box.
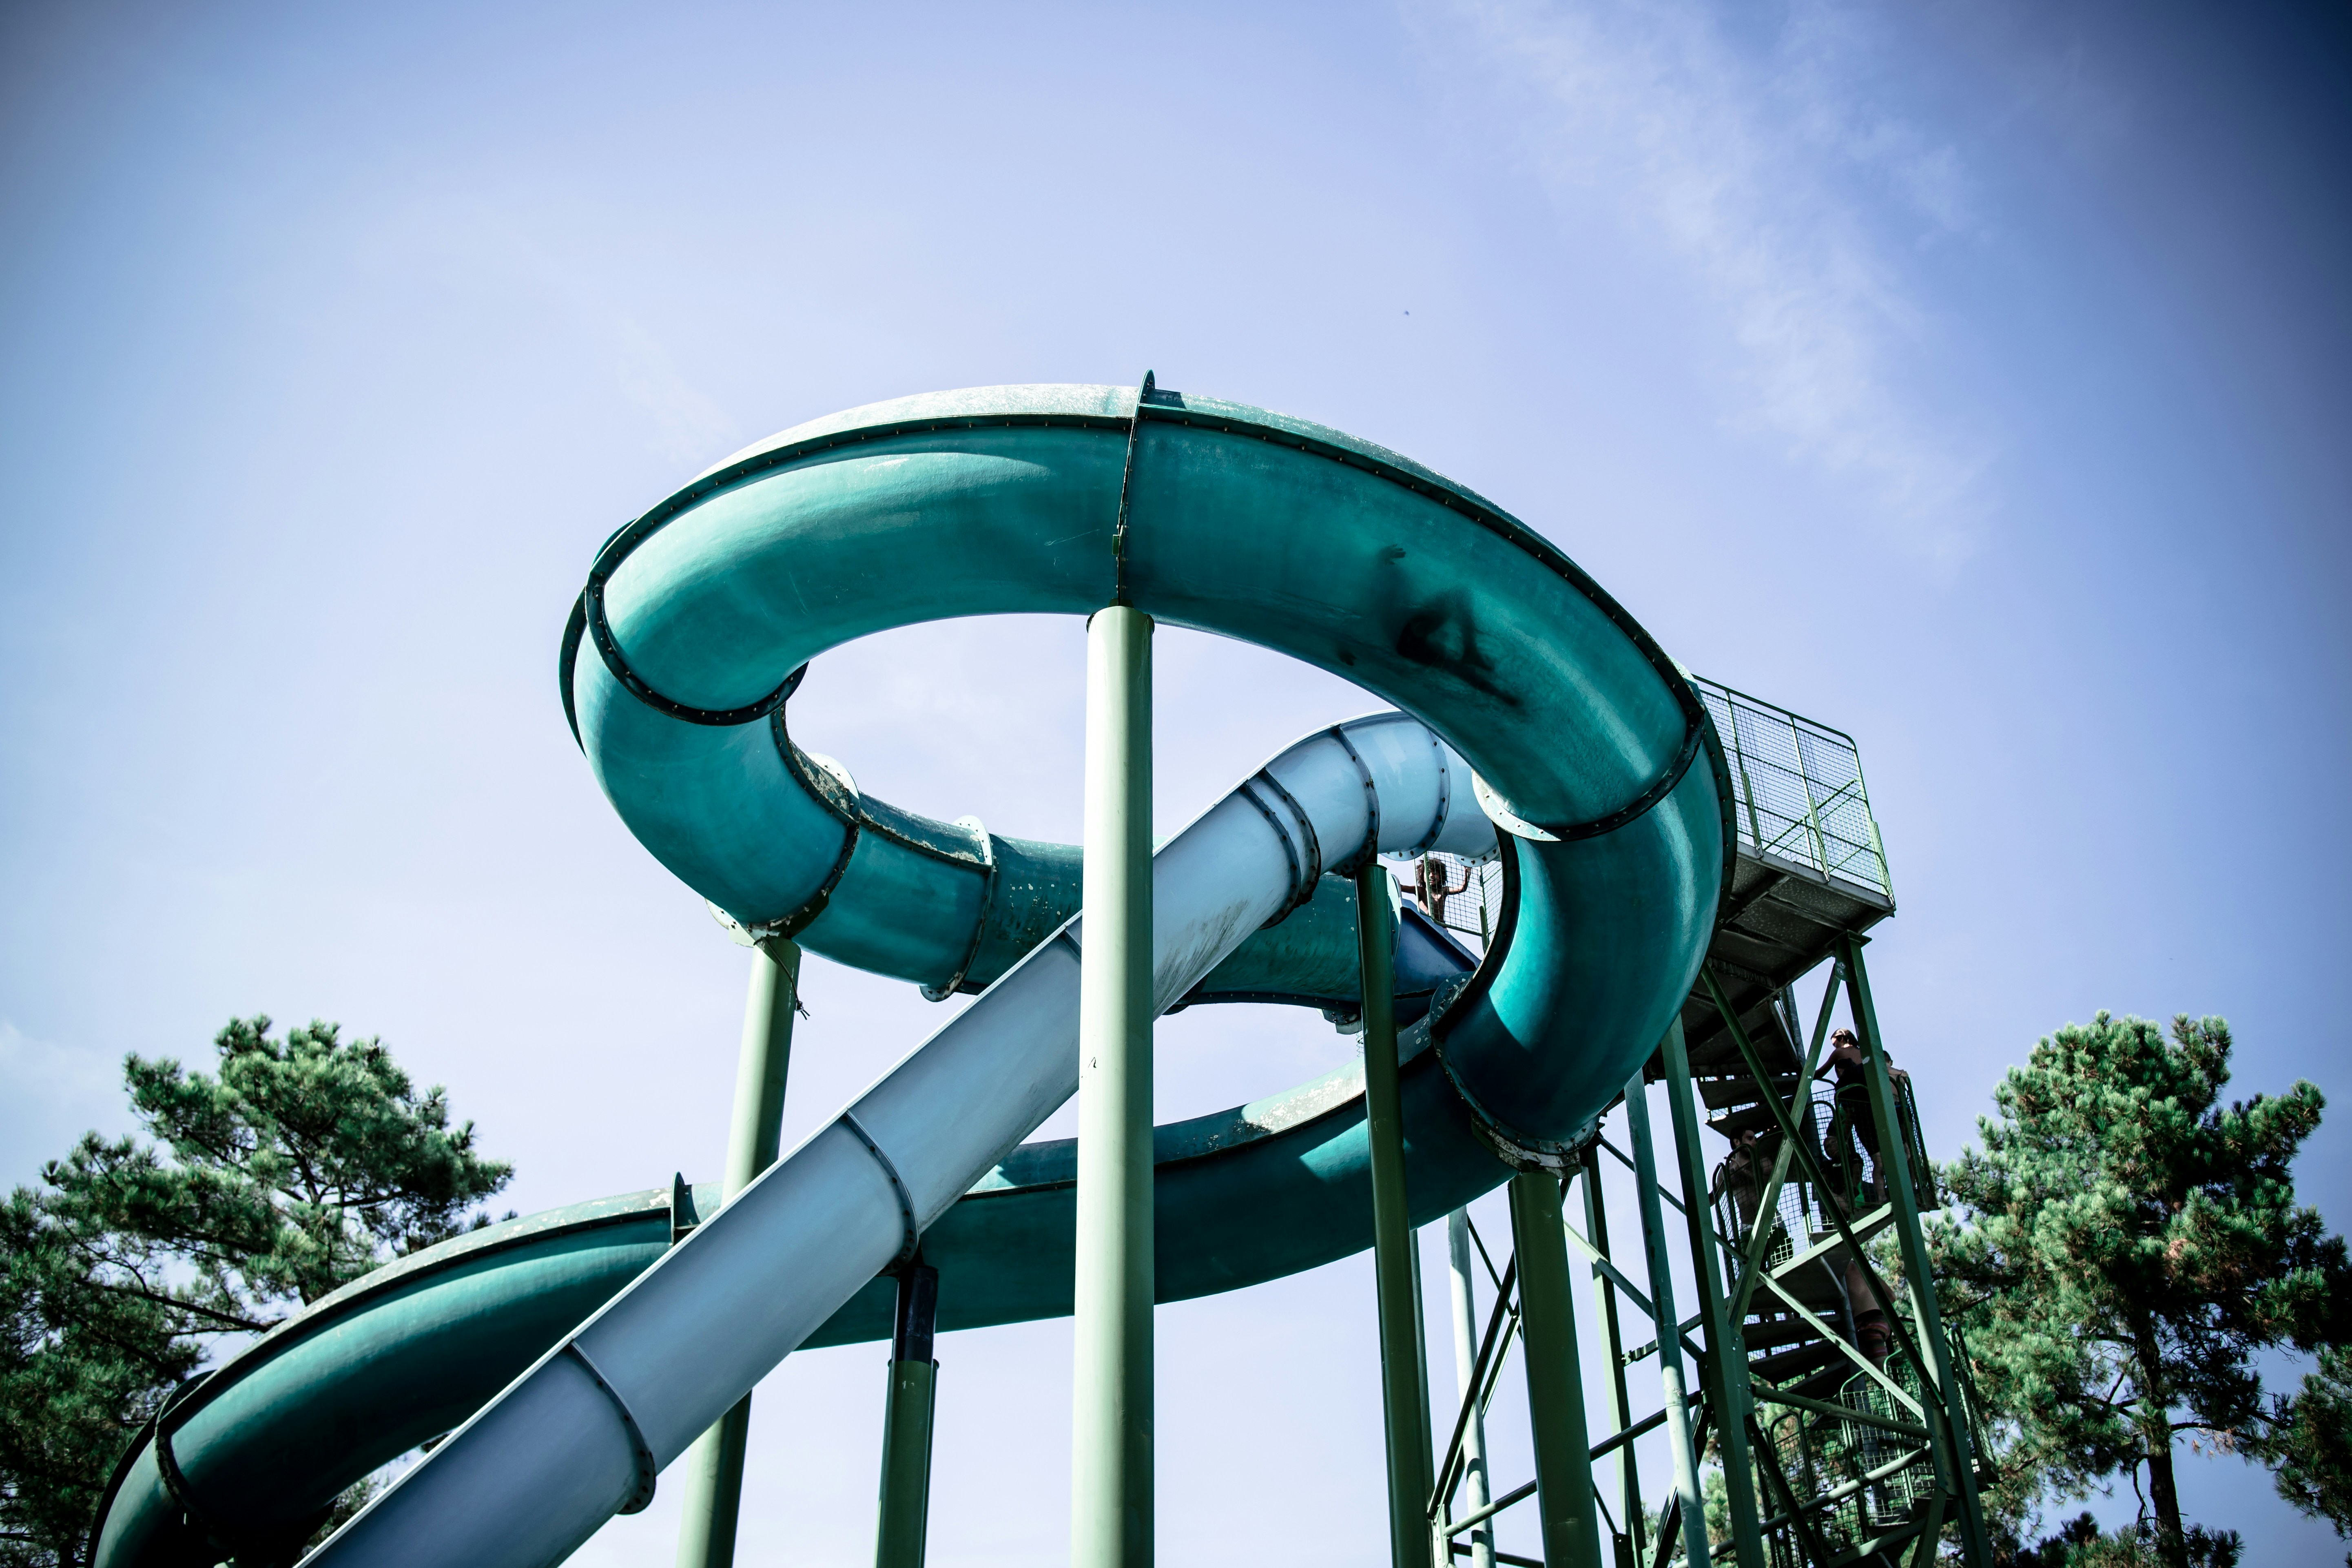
[1411,1231,1430,1561]
[1742,1413,1838,1568]
[673,937,803,1568]
[1701,965,1976,1563]
[1359,860,1435,1568]
[1555,1220,1700,1362]
[1728,974,1843,1322]
[1908,1493,1949,1568]
[1445,1211,1497,1568]
[1837,935,1991,1567]
[875,1262,940,1568]
[1432,1257,1519,1519]
[1702,972,1953,1430]
[1072,605,1154,1568]
[1751,1272,1925,1418]
[1749,1385,1929,1442]
[1659,1021,1765,1568]
[1576,1152,1644,1568]
[1645,1404,1718,1568]
[1622,1071,1710,1568]
[1508,1170,1605,1568]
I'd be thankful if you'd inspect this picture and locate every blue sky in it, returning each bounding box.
[3,0,2347,1560]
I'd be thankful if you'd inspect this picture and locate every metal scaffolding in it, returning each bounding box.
[1399,677,1991,1568]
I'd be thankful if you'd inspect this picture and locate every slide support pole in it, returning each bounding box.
[1580,1152,1656,1568]
[1072,606,1154,1568]
[1357,861,1433,1568]
[674,937,804,1568]
[1508,1170,1604,1568]
[1576,1149,1645,1568]
[1624,1068,1712,1568]
[1661,1019,1766,1568]
[1411,1235,1436,1558]
[1444,1210,1496,1568]
[875,1262,940,1568]
[1838,935,1992,1567]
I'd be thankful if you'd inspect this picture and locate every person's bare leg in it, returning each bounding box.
[1845,1257,1890,1366]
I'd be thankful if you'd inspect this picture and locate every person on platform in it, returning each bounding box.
[1823,1026,1912,1205]
[1820,1025,1912,1365]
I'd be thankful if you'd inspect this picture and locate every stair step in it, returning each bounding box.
[1770,1276,1848,1313]
[1739,1318,1824,1353]
[1750,1338,1843,1382]
[1696,1073,1797,1110]
[1759,1362,1869,1410]
[1708,1105,1782,1138]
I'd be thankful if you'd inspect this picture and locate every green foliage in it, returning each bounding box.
[2257,1344,2352,1555]
[2006,1512,2241,1568]
[1932,1012,2351,1563]
[1699,1461,1729,1552]
[0,1191,201,1568]
[49,1016,514,1317]
[0,1017,512,1568]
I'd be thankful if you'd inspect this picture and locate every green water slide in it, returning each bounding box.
[89,383,1732,1568]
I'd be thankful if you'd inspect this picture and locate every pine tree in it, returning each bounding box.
[0,1017,512,1568]
[1931,1012,2351,1568]
[0,1191,202,1568]
[2007,1510,2241,1567]
[2260,1344,2352,1548]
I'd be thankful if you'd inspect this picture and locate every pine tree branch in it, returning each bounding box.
[81,1276,275,1332]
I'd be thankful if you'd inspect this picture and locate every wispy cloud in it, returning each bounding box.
[1417,0,1995,562]
[613,317,737,469]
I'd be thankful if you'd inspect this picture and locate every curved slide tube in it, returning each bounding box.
[89,383,1729,1568]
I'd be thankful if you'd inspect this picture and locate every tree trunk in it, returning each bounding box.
[2133,1316,2188,1568]
[2144,1439,2188,1568]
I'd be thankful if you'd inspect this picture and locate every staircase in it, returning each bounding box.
[1414,675,1994,1568]
[1701,1059,1952,1567]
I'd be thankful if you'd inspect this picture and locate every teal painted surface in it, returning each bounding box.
[93,1191,686,1567]
[93,384,1729,1568]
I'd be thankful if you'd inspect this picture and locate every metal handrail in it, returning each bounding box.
[1689,675,1893,902]
[1401,676,1891,955]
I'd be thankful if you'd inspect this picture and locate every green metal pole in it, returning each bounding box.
[1357,860,1434,1568]
[1508,1169,1605,1568]
[875,1261,940,1568]
[674,937,803,1568]
[1836,935,1992,1568]
[1411,1225,1438,1544]
[1659,1020,1765,1568]
[1072,605,1154,1568]
[1622,1069,1711,1568]
[1444,1210,1497,1568]
[724,937,802,1187]
[1576,1150,1644,1568]
[1414,1234,1447,1568]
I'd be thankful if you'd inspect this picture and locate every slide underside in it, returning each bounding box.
[91,383,1733,1568]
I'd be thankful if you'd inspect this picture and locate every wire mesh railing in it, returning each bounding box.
[1690,675,1892,902]
[1745,1353,1940,1565]
[1708,1084,1938,1300]
[1398,675,1891,926]
[1400,850,1504,953]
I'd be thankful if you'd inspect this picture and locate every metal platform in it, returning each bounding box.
[1679,674,1896,1080]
